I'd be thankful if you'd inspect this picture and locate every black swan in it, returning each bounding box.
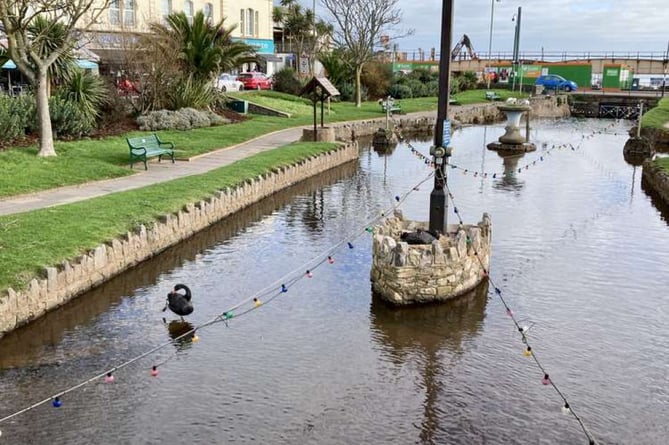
[163,284,194,318]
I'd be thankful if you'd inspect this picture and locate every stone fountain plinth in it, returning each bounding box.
[370,210,491,306]
[487,102,536,154]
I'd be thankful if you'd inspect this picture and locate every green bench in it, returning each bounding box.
[126,134,175,170]
[380,99,402,115]
[485,91,502,101]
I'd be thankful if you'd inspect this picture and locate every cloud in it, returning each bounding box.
[288,0,668,55]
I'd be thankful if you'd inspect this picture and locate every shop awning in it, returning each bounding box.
[77,59,98,70]
[1,59,97,70]
[259,54,283,63]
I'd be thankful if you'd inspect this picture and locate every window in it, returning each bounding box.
[204,3,213,24]
[162,0,172,21]
[185,0,194,24]
[247,8,254,36]
[109,0,120,25]
[254,10,259,37]
[123,0,135,27]
[240,9,245,36]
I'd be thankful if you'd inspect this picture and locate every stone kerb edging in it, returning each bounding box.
[329,98,569,142]
[642,159,669,205]
[0,143,359,337]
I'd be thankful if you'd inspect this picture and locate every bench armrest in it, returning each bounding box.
[155,135,175,149]
[130,146,147,155]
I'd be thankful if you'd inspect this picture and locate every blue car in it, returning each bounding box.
[535,74,578,92]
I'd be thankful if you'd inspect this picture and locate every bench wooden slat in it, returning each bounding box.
[126,133,175,170]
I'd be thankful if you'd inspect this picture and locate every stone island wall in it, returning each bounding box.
[371,211,492,305]
[0,143,359,337]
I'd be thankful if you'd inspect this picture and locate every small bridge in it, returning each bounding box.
[569,92,660,119]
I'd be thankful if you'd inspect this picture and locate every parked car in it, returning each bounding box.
[237,72,272,90]
[216,73,244,92]
[535,74,578,92]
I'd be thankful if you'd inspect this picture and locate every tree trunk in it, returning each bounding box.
[355,65,362,107]
[36,69,56,157]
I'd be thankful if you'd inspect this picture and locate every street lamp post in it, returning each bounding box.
[486,0,500,90]
[429,0,454,235]
[511,6,522,93]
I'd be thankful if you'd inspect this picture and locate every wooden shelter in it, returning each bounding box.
[298,77,340,141]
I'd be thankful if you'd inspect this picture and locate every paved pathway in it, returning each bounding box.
[0,127,306,216]
[0,111,439,217]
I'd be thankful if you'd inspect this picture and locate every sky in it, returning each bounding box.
[286,0,669,57]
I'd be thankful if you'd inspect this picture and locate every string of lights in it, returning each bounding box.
[390,117,615,443]
[394,120,620,179]
[427,165,600,444]
[0,170,437,435]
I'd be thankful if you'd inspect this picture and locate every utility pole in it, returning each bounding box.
[429,0,454,234]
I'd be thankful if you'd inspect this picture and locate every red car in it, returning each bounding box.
[237,72,272,90]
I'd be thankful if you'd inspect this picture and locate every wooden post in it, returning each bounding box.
[312,97,317,141]
[525,110,530,142]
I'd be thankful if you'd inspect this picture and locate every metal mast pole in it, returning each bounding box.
[429,0,454,234]
[486,0,497,90]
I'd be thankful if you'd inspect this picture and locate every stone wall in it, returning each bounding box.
[0,143,359,338]
[370,211,491,305]
[329,96,570,142]
[642,159,669,206]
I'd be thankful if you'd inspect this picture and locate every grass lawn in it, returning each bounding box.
[0,89,515,199]
[0,95,439,199]
[0,141,339,291]
[641,98,669,130]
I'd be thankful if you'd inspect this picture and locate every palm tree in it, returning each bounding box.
[27,16,78,96]
[149,11,255,82]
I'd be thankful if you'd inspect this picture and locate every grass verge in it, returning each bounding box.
[0,141,339,291]
[641,98,669,130]
[655,156,669,173]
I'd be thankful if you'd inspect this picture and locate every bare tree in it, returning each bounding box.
[321,0,410,106]
[0,0,109,156]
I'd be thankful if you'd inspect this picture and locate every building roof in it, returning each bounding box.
[298,76,340,100]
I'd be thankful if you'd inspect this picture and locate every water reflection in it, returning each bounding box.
[165,320,197,349]
[493,153,525,191]
[0,161,358,370]
[641,176,669,225]
[370,282,489,444]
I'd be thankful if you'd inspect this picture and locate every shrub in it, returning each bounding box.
[405,79,427,97]
[361,62,392,99]
[453,71,477,91]
[388,84,412,99]
[177,107,211,128]
[425,80,439,96]
[272,68,304,95]
[59,69,109,123]
[48,95,95,137]
[136,107,224,131]
[338,83,368,102]
[0,94,34,143]
[137,109,191,131]
[165,75,215,110]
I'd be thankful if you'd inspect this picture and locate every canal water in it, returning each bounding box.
[1,118,667,445]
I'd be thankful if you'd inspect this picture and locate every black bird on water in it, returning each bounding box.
[163,284,193,319]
